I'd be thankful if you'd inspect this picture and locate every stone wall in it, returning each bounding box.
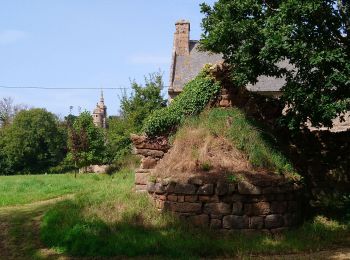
[131,134,170,192]
[147,177,302,233]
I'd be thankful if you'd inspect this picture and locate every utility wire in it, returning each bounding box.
[0,85,127,90]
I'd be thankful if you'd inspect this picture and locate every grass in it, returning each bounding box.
[0,173,104,207]
[0,171,348,258]
[39,170,349,258]
[184,108,299,178]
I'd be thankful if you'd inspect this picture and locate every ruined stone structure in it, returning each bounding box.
[92,90,107,128]
[131,134,302,233]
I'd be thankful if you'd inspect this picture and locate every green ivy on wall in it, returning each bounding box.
[143,65,221,137]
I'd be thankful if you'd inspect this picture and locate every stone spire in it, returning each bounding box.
[92,90,107,128]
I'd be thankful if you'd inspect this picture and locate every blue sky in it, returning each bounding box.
[0,0,215,117]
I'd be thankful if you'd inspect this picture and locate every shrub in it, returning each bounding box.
[143,66,221,137]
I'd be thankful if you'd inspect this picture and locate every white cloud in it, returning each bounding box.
[128,54,170,65]
[0,30,27,45]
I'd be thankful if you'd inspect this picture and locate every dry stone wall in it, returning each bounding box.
[131,133,303,233]
[131,134,170,192]
[147,178,302,233]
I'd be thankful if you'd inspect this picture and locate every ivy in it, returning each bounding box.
[143,66,221,137]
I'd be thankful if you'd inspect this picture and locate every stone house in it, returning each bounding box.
[168,20,287,100]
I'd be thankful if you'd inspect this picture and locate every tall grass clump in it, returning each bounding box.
[143,65,221,137]
[199,108,298,177]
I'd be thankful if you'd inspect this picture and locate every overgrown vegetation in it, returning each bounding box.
[143,66,221,137]
[200,0,350,129]
[0,109,66,175]
[38,172,348,258]
[206,108,297,176]
[153,108,298,179]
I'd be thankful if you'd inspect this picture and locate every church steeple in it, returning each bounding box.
[92,89,107,128]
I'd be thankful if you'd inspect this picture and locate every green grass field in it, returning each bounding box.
[0,173,104,207]
[0,171,349,259]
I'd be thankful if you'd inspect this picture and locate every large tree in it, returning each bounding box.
[200,0,350,129]
[67,111,106,171]
[0,108,65,174]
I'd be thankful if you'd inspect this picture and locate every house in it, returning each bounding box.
[168,20,287,100]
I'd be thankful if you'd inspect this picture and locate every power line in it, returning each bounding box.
[0,85,128,90]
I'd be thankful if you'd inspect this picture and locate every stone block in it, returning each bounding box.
[188,177,204,185]
[155,195,166,201]
[232,202,243,215]
[210,219,222,229]
[198,195,219,202]
[222,194,243,203]
[238,181,262,195]
[249,216,264,229]
[135,184,147,192]
[210,214,223,219]
[169,202,202,213]
[216,182,229,195]
[178,196,185,202]
[154,183,166,194]
[270,201,287,214]
[135,148,164,158]
[135,171,150,185]
[147,182,156,193]
[185,195,198,202]
[167,195,177,202]
[244,202,270,216]
[265,214,284,229]
[197,184,214,195]
[174,183,196,194]
[141,157,158,169]
[188,214,209,227]
[222,215,248,229]
[165,182,176,193]
[204,203,231,215]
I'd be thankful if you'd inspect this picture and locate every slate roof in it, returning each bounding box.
[169,41,223,92]
[169,41,291,93]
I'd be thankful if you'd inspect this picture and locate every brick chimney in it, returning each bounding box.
[174,20,190,56]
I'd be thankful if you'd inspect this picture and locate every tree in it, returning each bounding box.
[120,72,167,132]
[200,0,350,129]
[0,97,28,127]
[0,108,65,174]
[67,111,106,171]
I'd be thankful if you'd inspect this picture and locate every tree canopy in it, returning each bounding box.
[67,111,106,170]
[200,0,350,129]
[120,72,167,132]
[0,108,65,174]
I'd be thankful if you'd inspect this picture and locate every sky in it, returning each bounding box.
[0,0,216,117]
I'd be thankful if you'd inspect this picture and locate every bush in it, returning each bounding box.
[143,66,221,137]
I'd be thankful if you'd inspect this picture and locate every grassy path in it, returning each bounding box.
[0,195,74,260]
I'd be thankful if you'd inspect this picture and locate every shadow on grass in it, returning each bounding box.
[0,201,69,260]
[40,199,350,259]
